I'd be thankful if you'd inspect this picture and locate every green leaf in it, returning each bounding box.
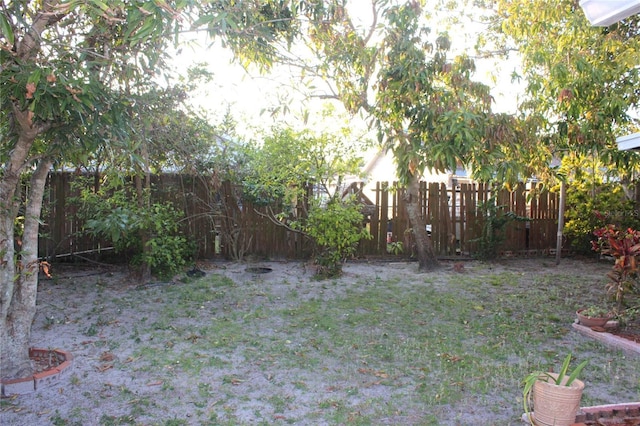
[130,18,157,45]
[565,359,588,387]
[0,14,14,45]
[555,353,572,384]
[28,69,42,85]
[88,0,110,12]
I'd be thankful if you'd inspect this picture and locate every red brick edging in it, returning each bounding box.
[525,403,640,424]
[1,348,74,396]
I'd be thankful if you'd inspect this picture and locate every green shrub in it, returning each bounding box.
[564,182,640,255]
[304,196,372,278]
[471,196,526,260]
[75,178,191,278]
[131,203,193,279]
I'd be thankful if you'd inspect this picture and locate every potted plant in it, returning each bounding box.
[576,305,612,328]
[523,354,588,426]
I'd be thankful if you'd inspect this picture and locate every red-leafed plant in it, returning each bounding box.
[592,225,640,310]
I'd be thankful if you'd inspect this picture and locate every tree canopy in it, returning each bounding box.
[293,1,526,269]
[494,0,640,174]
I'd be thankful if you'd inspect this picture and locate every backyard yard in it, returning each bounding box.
[2,257,639,425]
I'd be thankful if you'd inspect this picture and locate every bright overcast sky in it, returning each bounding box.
[169,3,525,137]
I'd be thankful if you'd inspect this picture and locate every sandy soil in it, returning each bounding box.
[1,257,638,426]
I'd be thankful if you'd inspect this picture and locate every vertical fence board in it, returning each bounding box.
[380,181,389,252]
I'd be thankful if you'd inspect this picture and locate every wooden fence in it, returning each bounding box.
[39,173,559,261]
[358,181,558,257]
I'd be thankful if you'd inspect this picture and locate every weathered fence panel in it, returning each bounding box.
[40,173,559,261]
[366,181,559,257]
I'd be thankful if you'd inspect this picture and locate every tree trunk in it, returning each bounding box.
[0,109,43,378]
[0,158,52,379]
[405,174,439,271]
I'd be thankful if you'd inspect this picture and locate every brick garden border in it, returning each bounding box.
[573,402,640,424]
[1,348,74,396]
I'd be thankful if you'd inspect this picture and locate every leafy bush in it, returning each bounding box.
[564,182,640,255]
[241,126,369,277]
[131,203,193,279]
[591,224,640,310]
[471,196,526,260]
[75,178,191,278]
[304,197,372,278]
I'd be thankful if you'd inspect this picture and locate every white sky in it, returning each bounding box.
[168,2,525,138]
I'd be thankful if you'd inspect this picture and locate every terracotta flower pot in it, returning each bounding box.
[576,309,611,328]
[532,373,585,426]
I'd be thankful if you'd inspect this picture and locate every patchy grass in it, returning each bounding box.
[6,259,640,425]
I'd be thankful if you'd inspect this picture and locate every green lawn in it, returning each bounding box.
[4,258,639,425]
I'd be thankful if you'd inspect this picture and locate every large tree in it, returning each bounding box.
[0,0,334,380]
[300,1,518,270]
[486,0,640,257]
[0,0,170,380]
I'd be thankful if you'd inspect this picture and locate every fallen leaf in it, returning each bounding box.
[440,353,463,363]
[100,352,115,362]
[97,364,113,372]
[40,261,52,278]
[146,381,163,386]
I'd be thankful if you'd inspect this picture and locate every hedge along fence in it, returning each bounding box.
[39,172,559,262]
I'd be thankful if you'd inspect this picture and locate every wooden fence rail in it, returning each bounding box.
[39,173,559,261]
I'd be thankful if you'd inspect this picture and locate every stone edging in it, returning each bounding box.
[1,348,74,396]
[572,321,640,355]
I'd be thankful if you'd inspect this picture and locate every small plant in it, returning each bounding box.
[69,374,81,386]
[522,354,588,422]
[616,306,640,327]
[592,224,640,310]
[471,196,527,260]
[387,241,404,255]
[578,305,610,318]
[304,196,372,278]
